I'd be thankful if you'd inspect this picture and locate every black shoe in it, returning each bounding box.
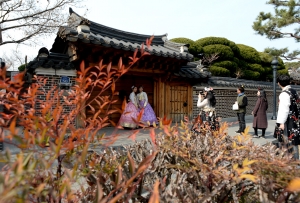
[235,130,241,133]
[253,134,260,138]
[261,135,266,139]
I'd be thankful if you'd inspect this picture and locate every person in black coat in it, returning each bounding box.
[252,88,268,138]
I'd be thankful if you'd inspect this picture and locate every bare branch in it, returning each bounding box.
[269,30,300,39]
[0,0,84,46]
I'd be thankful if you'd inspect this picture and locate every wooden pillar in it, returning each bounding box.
[154,76,165,118]
[165,83,171,118]
[154,79,158,116]
[187,85,193,120]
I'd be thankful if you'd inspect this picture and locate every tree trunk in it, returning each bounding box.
[0,24,2,44]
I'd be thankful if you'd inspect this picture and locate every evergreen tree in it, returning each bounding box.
[253,0,300,60]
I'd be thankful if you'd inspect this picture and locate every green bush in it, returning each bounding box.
[170,37,194,45]
[18,64,26,72]
[265,66,272,73]
[170,37,200,57]
[278,57,285,70]
[237,44,261,64]
[278,69,288,75]
[203,44,234,60]
[237,59,249,69]
[259,52,272,65]
[259,52,285,70]
[210,66,230,76]
[242,69,260,80]
[213,60,238,71]
[195,37,240,56]
[229,41,241,56]
[248,63,264,73]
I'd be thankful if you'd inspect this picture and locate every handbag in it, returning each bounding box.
[273,125,284,142]
[232,103,239,110]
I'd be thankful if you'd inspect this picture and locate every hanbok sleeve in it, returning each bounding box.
[143,92,148,107]
[129,93,137,107]
[197,98,208,108]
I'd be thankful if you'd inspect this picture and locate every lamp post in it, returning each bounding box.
[271,57,278,120]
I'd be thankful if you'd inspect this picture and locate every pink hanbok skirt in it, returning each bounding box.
[139,101,158,125]
[118,102,139,128]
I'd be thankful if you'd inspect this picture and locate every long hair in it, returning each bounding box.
[258,89,267,102]
[205,91,216,107]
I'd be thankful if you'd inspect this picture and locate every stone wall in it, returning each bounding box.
[192,76,300,119]
[192,87,280,119]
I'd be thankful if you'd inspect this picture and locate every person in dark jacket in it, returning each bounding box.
[234,86,248,134]
[252,88,268,138]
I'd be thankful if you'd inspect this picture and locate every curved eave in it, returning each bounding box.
[69,7,167,46]
[60,30,193,61]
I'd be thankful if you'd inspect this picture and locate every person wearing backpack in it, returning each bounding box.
[275,75,300,159]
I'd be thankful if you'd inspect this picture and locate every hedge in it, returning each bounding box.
[248,63,265,73]
[278,69,288,75]
[195,37,240,56]
[170,37,200,57]
[212,61,238,72]
[242,70,260,80]
[259,52,273,66]
[237,44,261,64]
[18,64,26,72]
[170,36,286,81]
[203,44,235,61]
[237,59,249,69]
[259,52,285,70]
[210,66,230,76]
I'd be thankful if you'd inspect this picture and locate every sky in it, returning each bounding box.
[1,0,299,70]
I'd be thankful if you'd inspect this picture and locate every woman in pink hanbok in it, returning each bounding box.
[118,86,139,129]
[137,86,158,126]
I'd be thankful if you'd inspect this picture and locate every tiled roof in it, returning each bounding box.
[208,76,300,90]
[174,61,210,79]
[51,8,193,61]
[26,48,207,80]
[26,52,74,73]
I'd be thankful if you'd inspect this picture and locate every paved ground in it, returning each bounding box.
[0,114,276,154]
[0,113,277,155]
[225,113,277,146]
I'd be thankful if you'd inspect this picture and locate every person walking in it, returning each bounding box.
[234,86,248,134]
[252,88,268,138]
[275,75,300,159]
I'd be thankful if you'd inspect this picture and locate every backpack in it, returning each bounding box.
[283,88,300,145]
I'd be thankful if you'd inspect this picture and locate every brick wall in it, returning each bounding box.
[35,75,77,126]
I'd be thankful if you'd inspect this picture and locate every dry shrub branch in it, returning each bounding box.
[0,37,299,202]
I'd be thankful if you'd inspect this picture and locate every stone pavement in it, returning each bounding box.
[225,113,277,146]
[1,113,277,155]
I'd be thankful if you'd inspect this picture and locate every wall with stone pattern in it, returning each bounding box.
[192,88,280,119]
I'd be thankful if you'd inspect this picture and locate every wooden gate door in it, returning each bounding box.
[169,85,189,123]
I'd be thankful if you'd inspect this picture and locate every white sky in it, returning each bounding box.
[1,0,299,69]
